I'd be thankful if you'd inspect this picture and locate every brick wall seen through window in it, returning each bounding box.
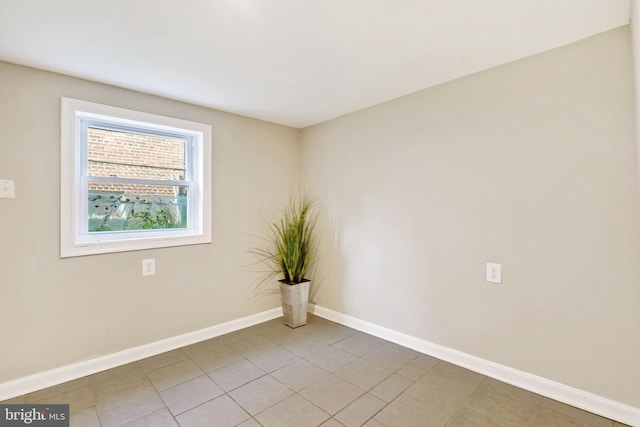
[87,127,186,195]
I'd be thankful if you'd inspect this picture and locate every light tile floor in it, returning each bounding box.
[2,315,631,427]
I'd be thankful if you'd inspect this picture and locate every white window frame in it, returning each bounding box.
[61,97,212,257]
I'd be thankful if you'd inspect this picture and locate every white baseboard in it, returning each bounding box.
[0,307,282,402]
[308,303,640,427]
[3,304,638,426]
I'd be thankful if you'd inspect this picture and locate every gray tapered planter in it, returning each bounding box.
[279,280,310,328]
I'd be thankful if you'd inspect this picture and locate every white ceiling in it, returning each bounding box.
[0,1,631,128]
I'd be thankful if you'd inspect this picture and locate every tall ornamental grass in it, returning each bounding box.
[252,196,318,286]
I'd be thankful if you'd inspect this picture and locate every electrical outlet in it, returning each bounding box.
[142,259,156,276]
[486,262,501,283]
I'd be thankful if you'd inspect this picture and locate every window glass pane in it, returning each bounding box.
[87,127,186,181]
[88,184,188,232]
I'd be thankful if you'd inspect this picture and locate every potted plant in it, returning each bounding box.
[252,195,318,328]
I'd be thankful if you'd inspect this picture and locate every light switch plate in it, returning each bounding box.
[0,180,15,198]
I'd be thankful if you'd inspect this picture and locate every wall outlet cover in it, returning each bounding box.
[142,259,156,276]
[486,262,502,284]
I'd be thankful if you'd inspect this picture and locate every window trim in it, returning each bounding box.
[61,97,212,257]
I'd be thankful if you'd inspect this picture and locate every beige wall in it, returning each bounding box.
[301,26,640,407]
[0,61,298,382]
[2,25,640,410]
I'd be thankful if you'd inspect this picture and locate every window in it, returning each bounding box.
[61,98,211,257]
